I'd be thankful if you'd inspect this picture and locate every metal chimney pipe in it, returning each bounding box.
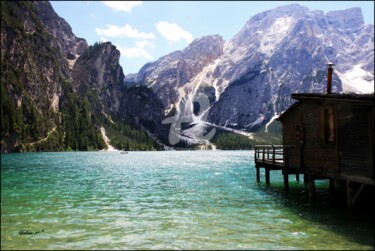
[326,63,334,94]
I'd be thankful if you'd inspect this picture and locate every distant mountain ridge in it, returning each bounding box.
[128,4,374,134]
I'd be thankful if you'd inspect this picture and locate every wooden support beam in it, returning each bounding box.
[353,184,367,204]
[352,184,366,205]
[256,167,260,182]
[308,175,315,198]
[346,181,355,209]
[262,147,265,163]
[284,174,289,191]
[346,182,367,209]
[265,168,270,185]
[296,174,300,181]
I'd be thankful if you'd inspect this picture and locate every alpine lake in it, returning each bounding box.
[1,151,374,250]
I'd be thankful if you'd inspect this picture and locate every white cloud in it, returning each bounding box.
[156,21,193,44]
[118,41,154,59]
[101,1,142,12]
[95,24,155,39]
[136,40,154,49]
[118,47,153,59]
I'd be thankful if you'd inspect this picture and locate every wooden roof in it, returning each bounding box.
[276,102,300,121]
[291,93,374,103]
[277,93,374,121]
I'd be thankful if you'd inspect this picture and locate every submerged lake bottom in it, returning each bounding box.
[1,151,374,250]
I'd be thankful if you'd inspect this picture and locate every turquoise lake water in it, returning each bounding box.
[1,151,374,250]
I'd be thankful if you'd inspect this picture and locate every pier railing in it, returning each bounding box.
[254,145,285,168]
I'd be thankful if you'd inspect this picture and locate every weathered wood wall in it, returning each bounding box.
[301,100,339,177]
[337,103,373,184]
[281,105,301,170]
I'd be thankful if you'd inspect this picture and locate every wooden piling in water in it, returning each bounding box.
[256,167,260,182]
[265,168,270,185]
[284,173,289,190]
[308,175,316,198]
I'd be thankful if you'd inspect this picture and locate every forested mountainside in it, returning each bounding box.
[1,1,101,152]
[0,1,163,152]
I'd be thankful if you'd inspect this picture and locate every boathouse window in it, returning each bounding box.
[323,107,335,144]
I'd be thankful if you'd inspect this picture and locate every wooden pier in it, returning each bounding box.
[254,145,303,188]
[254,145,284,185]
[254,144,356,208]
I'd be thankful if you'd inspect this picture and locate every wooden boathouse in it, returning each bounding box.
[254,64,374,208]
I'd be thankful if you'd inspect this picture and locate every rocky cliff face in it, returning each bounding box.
[134,35,225,112]
[33,1,88,65]
[71,42,166,139]
[130,4,374,134]
[120,86,167,139]
[72,42,125,114]
[1,1,88,118]
[1,2,66,111]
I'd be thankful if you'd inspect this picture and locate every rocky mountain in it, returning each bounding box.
[71,41,167,142]
[1,1,164,152]
[129,4,374,135]
[135,35,225,112]
[33,1,88,66]
[71,42,125,115]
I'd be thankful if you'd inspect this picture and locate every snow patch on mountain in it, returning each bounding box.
[338,65,374,93]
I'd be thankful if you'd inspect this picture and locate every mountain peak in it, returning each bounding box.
[272,3,308,15]
[184,35,224,49]
[182,34,225,61]
[248,4,308,24]
[327,7,364,29]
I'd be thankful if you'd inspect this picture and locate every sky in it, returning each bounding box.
[50,1,374,75]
